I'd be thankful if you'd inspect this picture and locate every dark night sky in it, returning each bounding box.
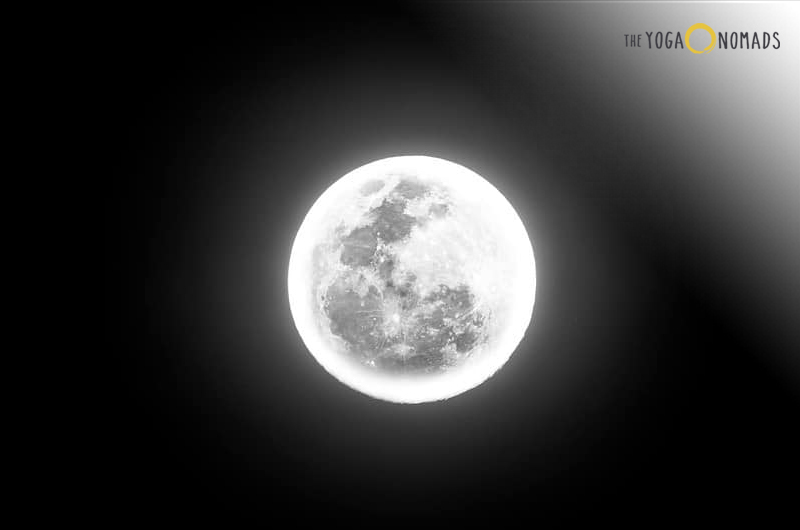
[106,2,799,518]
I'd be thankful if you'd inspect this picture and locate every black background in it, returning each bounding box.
[107,3,799,518]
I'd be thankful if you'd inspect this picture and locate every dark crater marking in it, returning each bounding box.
[327,178,477,374]
[393,178,429,201]
[323,276,487,374]
[339,179,424,267]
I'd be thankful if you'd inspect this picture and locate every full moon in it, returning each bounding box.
[288,156,536,403]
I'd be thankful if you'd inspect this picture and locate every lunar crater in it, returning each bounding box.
[322,178,490,374]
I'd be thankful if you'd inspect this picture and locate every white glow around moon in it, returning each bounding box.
[288,156,536,403]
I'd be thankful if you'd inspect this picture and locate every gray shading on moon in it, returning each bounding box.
[320,178,490,374]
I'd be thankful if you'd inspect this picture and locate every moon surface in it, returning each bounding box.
[288,156,536,403]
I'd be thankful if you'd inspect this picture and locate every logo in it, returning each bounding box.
[685,23,716,54]
[624,24,780,53]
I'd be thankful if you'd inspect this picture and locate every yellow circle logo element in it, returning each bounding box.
[686,23,716,54]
